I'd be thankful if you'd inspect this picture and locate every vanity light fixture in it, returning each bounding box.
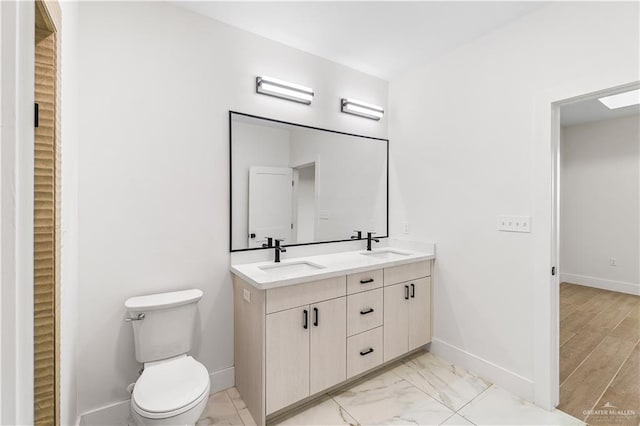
[598,89,640,110]
[341,98,384,121]
[256,76,314,105]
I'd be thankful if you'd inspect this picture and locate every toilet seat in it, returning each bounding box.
[132,356,210,420]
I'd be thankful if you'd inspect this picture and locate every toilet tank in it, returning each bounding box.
[125,289,203,363]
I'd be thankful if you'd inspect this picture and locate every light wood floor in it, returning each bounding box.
[558,282,640,425]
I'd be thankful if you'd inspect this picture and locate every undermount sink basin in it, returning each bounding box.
[360,248,412,260]
[259,260,326,274]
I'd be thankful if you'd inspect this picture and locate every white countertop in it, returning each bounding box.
[230,247,435,290]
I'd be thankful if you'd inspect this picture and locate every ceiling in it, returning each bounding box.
[170,1,547,80]
[561,98,640,127]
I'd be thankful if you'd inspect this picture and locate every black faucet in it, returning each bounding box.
[350,230,363,240]
[261,237,273,248]
[366,232,380,251]
[274,239,287,263]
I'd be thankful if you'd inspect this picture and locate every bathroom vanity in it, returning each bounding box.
[231,247,435,425]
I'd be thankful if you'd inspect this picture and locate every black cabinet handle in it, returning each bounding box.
[360,278,374,284]
[303,309,308,329]
[411,283,415,298]
[360,308,374,315]
[313,307,319,327]
[360,348,374,356]
[404,285,409,300]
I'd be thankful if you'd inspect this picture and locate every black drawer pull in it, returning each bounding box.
[303,309,308,329]
[360,308,374,315]
[404,285,410,300]
[360,278,374,284]
[360,348,374,356]
[313,307,319,327]
[410,283,415,298]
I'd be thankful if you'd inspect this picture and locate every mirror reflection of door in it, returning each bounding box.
[248,166,293,248]
[292,163,317,244]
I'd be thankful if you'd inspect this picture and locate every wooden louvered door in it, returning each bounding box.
[34,1,60,424]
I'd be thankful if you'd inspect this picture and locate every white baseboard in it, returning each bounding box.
[209,366,235,394]
[78,400,130,426]
[560,273,640,296]
[430,338,534,402]
[79,367,235,425]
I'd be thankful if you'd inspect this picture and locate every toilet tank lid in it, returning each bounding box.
[125,289,203,311]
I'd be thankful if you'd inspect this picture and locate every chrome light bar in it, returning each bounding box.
[341,98,384,120]
[256,76,314,105]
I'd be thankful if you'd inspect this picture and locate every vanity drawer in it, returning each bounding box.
[347,269,383,295]
[266,276,346,314]
[384,261,431,286]
[347,288,383,337]
[347,326,383,379]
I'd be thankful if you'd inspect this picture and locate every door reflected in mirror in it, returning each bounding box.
[230,111,388,251]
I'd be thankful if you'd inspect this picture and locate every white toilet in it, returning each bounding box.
[125,289,210,426]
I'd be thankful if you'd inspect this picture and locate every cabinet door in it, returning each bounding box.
[266,306,310,414]
[310,297,346,394]
[383,283,409,362]
[409,277,432,351]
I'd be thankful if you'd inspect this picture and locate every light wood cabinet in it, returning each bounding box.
[383,277,431,362]
[384,260,431,285]
[233,258,432,425]
[346,288,383,336]
[266,297,347,413]
[383,282,410,361]
[309,297,346,394]
[409,277,432,350]
[347,326,383,378]
[266,306,310,414]
[347,269,383,294]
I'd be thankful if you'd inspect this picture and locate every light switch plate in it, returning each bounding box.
[498,215,531,233]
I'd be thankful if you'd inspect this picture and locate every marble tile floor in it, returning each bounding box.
[196,351,584,426]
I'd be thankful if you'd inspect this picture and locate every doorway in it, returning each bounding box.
[554,89,639,424]
[292,162,316,244]
[34,0,60,424]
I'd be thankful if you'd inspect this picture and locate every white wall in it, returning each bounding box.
[74,1,387,417]
[560,114,640,294]
[0,1,35,424]
[388,1,639,401]
[60,1,81,424]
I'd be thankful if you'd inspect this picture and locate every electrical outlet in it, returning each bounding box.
[243,289,251,302]
[497,215,531,233]
[610,258,617,267]
[403,222,410,234]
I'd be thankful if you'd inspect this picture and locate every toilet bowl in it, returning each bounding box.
[131,355,210,426]
[125,289,209,426]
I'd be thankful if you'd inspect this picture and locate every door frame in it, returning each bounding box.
[291,160,318,244]
[33,0,61,424]
[532,78,639,410]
